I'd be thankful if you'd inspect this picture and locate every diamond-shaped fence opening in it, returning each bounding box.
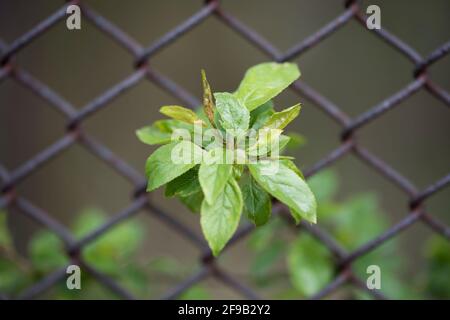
[0,0,449,300]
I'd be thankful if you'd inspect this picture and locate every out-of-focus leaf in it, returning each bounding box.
[147,257,180,276]
[332,194,385,249]
[251,240,284,280]
[247,218,283,252]
[308,170,338,203]
[425,236,450,299]
[73,209,144,274]
[180,285,210,300]
[29,231,67,273]
[0,259,31,295]
[121,264,150,297]
[0,211,12,248]
[287,234,333,297]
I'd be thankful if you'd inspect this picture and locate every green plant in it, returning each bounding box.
[137,62,317,256]
[423,235,450,299]
[0,209,209,299]
[248,170,415,299]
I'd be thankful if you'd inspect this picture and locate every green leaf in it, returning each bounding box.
[178,190,204,213]
[136,126,172,145]
[0,211,12,249]
[284,132,306,150]
[0,259,31,295]
[426,236,450,299]
[199,148,233,204]
[180,285,211,300]
[252,240,284,281]
[332,194,385,249]
[308,170,338,203]
[263,104,301,130]
[248,128,283,157]
[235,62,300,111]
[165,166,201,197]
[201,69,216,127]
[29,231,67,273]
[195,107,211,125]
[73,209,144,274]
[280,159,304,179]
[137,118,200,146]
[278,135,291,152]
[242,175,272,226]
[154,119,192,133]
[232,164,244,180]
[248,160,316,223]
[200,177,243,256]
[214,92,249,132]
[160,105,205,126]
[248,217,283,251]
[146,141,204,191]
[287,234,333,296]
[249,100,275,130]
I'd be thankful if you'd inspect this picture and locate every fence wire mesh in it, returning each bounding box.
[0,0,449,300]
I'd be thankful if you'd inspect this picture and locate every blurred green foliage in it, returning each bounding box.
[248,170,450,299]
[0,209,209,299]
[424,236,450,299]
[0,173,449,299]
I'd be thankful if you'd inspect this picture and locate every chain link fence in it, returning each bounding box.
[0,0,449,300]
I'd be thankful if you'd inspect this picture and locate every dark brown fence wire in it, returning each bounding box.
[0,0,449,300]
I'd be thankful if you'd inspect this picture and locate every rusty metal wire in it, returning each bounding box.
[0,0,449,300]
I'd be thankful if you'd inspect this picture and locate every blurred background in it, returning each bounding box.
[0,0,449,299]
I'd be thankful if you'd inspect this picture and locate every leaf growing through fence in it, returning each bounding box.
[249,100,275,130]
[263,104,301,130]
[136,126,172,145]
[235,62,300,111]
[214,92,250,132]
[146,141,204,191]
[248,160,316,223]
[160,105,205,126]
[140,62,315,256]
[201,177,243,256]
[242,175,272,226]
[165,166,201,197]
[199,148,233,204]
